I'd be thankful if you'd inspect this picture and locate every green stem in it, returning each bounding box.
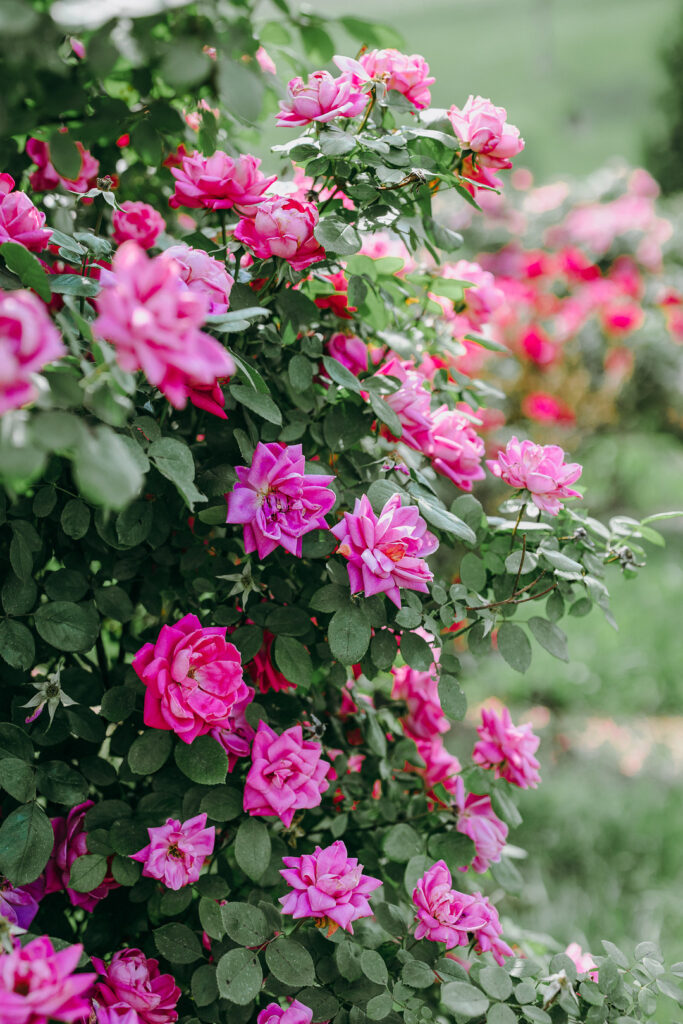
[356,87,376,134]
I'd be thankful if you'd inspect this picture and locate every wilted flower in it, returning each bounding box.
[486,436,583,515]
[131,814,215,890]
[22,660,76,725]
[243,721,331,827]
[279,841,382,934]
[472,706,541,789]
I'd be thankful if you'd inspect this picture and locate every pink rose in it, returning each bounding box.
[93,241,235,410]
[92,949,180,1024]
[331,492,438,609]
[391,662,449,741]
[521,392,575,425]
[255,46,277,75]
[0,878,41,930]
[0,289,66,415]
[375,358,433,450]
[112,202,165,249]
[0,936,95,1024]
[472,706,541,789]
[337,50,434,110]
[246,630,296,694]
[412,736,461,797]
[169,150,276,217]
[225,441,336,560]
[426,406,486,492]
[412,862,487,949]
[132,612,249,744]
[26,137,99,194]
[0,175,51,252]
[519,326,558,366]
[470,893,514,965]
[277,71,367,127]
[211,684,256,771]
[131,813,215,889]
[280,840,382,933]
[599,300,644,335]
[243,721,331,827]
[95,1005,140,1024]
[234,196,326,271]
[160,243,234,314]
[44,800,119,911]
[486,436,583,516]
[453,777,508,873]
[444,259,505,329]
[326,333,374,376]
[448,96,524,169]
[565,943,598,981]
[257,1001,312,1024]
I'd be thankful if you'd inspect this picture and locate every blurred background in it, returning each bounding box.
[312,0,683,978]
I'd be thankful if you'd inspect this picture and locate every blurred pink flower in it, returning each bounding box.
[0,937,95,1024]
[0,174,51,252]
[0,878,41,930]
[161,243,234,314]
[0,289,65,415]
[326,333,373,376]
[391,662,449,740]
[521,392,575,425]
[486,435,582,515]
[413,736,461,796]
[234,196,325,271]
[92,949,180,1024]
[112,202,165,249]
[472,706,541,789]
[453,777,508,873]
[445,259,505,330]
[131,813,215,890]
[169,150,276,216]
[470,893,514,965]
[279,840,382,933]
[448,96,524,170]
[255,46,277,75]
[243,721,331,827]
[565,942,598,981]
[95,1005,140,1024]
[331,492,438,608]
[277,71,367,127]
[412,861,487,949]
[26,137,99,194]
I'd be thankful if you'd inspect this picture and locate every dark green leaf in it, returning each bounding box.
[0,802,54,884]
[438,674,467,720]
[175,735,228,785]
[0,242,51,301]
[235,818,271,880]
[273,636,313,689]
[69,853,107,893]
[129,731,173,775]
[266,937,316,986]
[0,619,35,670]
[496,622,532,674]
[221,902,270,947]
[154,923,203,964]
[400,631,433,671]
[229,385,282,425]
[527,617,569,662]
[383,823,422,862]
[61,499,91,539]
[34,601,98,652]
[0,757,36,802]
[216,947,263,1004]
[329,605,372,664]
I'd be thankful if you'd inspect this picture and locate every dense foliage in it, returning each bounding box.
[0,3,682,1024]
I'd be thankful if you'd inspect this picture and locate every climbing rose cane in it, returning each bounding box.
[131,814,215,889]
[243,721,331,826]
[472,706,541,789]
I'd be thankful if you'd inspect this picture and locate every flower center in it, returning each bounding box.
[167,842,184,859]
[381,540,407,563]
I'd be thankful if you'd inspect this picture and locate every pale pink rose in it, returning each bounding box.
[521,392,575,425]
[375,357,433,449]
[93,241,235,410]
[470,893,514,965]
[131,813,215,890]
[444,260,505,329]
[486,435,583,516]
[331,492,438,609]
[472,706,541,789]
[160,243,234,314]
[519,326,558,366]
[91,949,180,1024]
[234,196,325,271]
[0,289,66,415]
[448,96,524,169]
[246,629,296,694]
[255,46,277,75]
[169,150,276,216]
[26,137,99,194]
[183,98,220,133]
[277,70,367,127]
[210,684,256,770]
[95,1004,140,1024]
[0,175,51,252]
[391,662,449,740]
[112,202,165,249]
[412,861,488,949]
[226,441,336,560]
[565,943,598,981]
[359,230,414,270]
[132,613,249,745]
[453,777,508,873]
[0,937,95,1024]
[257,1001,311,1024]
[44,800,120,911]
[243,721,331,827]
[413,736,461,796]
[426,405,486,492]
[0,878,41,930]
[279,841,382,933]
[326,333,373,376]
[337,50,435,110]
[599,300,644,335]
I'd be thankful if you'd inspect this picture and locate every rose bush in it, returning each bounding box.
[0,4,681,1024]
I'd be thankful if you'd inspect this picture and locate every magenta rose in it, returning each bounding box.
[326,333,373,377]
[412,861,487,950]
[132,613,248,744]
[276,70,367,127]
[425,405,486,492]
[211,684,256,770]
[0,936,95,1024]
[160,243,234,314]
[95,1006,141,1024]
[26,137,99,194]
[280,841,382,933]
[0,289,66,415]
[391,661,449,741]
[131,813,215,889]
[412,736,461,797]
[243,721,331,827]
[234,196,326,271]
[471,706,541,789]
[375,358,433,450]
[0,877,41,930]
[486,436,583,516]
[453,777,508,873]
[257,1001,312,1024]
[169,150,276,216]
[44,800,120,911]
[470,893,514,966]
[0,174,51,252]
[92,949,180,1024]
[112,201,166,249]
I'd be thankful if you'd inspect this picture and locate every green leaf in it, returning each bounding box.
[298,989,340,1023]
[400,631,433,671]
[69,853,107,893]
[2,574,37,615]
[505,550,539,575]
[273,635,313,689]
[10,528,32,582]
[0,724,33,762]
[427,831,474,873]
[487,1005,518,1024]
[371,629,397,669]
[221,902,270,947]
[320,130,357,157]
[402,958,436,988]
[216,947,263,1004]
[438,674,467,720]
[360,949,388,986]
[229,385,282,425]
[369,390,402,437]
[416,495,476,545]
[479,967,513,1001]
[50,274,100,297]
[94,586,134,623]
[266,937,316,986]
[129,730,173,775]
[0,619,35,670]
[149,437,204,510]
[314,217,361,256]
[541,549,584,574]
[601,941,629,968]
[36,761,88,804]
[218,59,265,123]
[61,499,91,539]
[289,354,314,392]
[154,923,203,964]
[0,242,51,301]
[192,964,218,1008]
[441,981,490,1020]
[366,993,393,1021]
[34,601,99,652]
[322,355,362,394]
[310,584,350,613]
[111,854,141,886]
[0,757,36,802]
[460,552,487,592]
[235,818,271,880]
[0,802,54,884]
[48,130,83,181]
[74,427,144,510]
[174,735,228,785]
[496,622,532,674]
[383,823,422,862]
[328,605,372,664]
[200,786,242,822]
[527,617,569,662]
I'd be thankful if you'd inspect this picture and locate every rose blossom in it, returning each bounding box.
[160,244,234,314]
[331,492,438,608]
[131,813,215,890]
[391,662,449,740]
[336,50,434,110]
[486,436,583,515]
[0,878,40,930]
[426,406,486,492]
[243,721,331,827]
[92,949,180,1024]
[453,777,508,873]
[95,1006,140,1024]
[326,333,372,376]
[280,841,382,934]
[413,736,461,796]
[0,289,66,415]
[0,175,51,252]
[445,260,505,329]
[246,630,296,694]
[277,70,367,127]
[448,96,524,169]
[412,862,488,949]
[376,358,433,449]
[93,241,235,409]
[257,1002,312,1024]
[132,613,248,744]
[225,441,336,560]
[44,802,119,911]
[234,196,325,271]
[255,46,277,75]
[470,893,514,965]
[521,392,575,425]
[112,202,166,249]
[169,150,276,216]
[472,706,541,789]
[211,684,256,770]
[0,937,95,1024]
[565,943,598,981]
[26,137,99,194]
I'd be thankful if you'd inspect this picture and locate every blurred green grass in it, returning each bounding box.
[310,0,680,180]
